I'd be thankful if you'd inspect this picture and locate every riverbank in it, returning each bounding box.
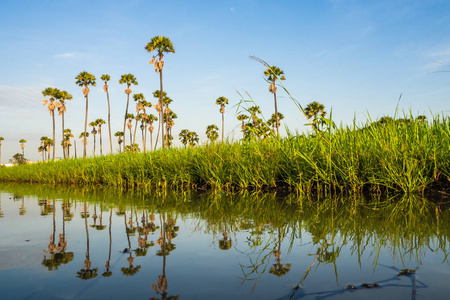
[1,117,449,195]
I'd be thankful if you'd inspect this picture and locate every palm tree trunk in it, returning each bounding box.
[160,67,165,149]
[273,87,279,136]
[74,141,77,158]
[144,124,148,152]
[141,128,145,152]
[154,119,161,150]
[107,90,113,154]
[123,85,130,151]
[22,147,24,158]
[133,119,138,145]
[99,129,103,155]
[129,128,132,148]
[93,135,96,156]
[150,132,153,151]
[62,112,66,159]
[52,110,56,160]
[222,112,224,142]
[84,92,88,158]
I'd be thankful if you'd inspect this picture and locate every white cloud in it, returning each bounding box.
[53,52,77,58]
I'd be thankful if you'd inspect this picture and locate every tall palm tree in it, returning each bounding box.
[145,36,175,149]
[206,125,219,143]
[0,137,4,165]
[42,87,61,160]
[237,114,248,139]
[114,131,124,153]
[141,100,152,152]
[304,101,326,130]
[215,96,229,142]
[89,121,98,155]
[19,139,27,157]
[100,74,113,154]
[75,71,96,158]
[95,119,106,155]
[264,66,286,136]
[56,90,73,158]
[119,74,138,150]
[152,90,172,149]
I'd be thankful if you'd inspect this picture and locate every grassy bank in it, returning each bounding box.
[1,116,450,195]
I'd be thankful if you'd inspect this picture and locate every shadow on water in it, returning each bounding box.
[0,182,449,299]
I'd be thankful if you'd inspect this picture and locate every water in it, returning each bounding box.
[0,184,449,299]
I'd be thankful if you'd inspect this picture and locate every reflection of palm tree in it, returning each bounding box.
[103,207,113,277]
[77,201,98,280]
[121,208,141,276]
[269,228,291,277]
[152,213,179,300]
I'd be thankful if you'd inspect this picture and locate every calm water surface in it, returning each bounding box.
[0,184,449,299]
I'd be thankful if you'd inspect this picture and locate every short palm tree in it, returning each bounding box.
[89,121,98,155]
[147,114,158,151]
[132,93,145,145]
[0,137,4,165]
[188,131,199,147]
[304,101,326,130]
[152,90,172,149]
[126,113,135,144]
[119,74,138,150]
[237,114,249,139]
[42,87,61,160]
[114,131,124,153]
[268,112,284,134]
[75,71,96,158]
[100,74,113,154]
[56,90,72,158]
[95,119,106,155]
[215,97,229,142]
[63,129,74,158]
[179,129,189,148]
[79,132,90,149]
[145,36,175,149]
[19,139,27,157]
[206,125,219,143]
[264,66,286,136]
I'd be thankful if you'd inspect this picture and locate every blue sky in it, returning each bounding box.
[1,0,450,162]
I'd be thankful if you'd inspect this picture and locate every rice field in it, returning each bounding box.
[1,115,450,195]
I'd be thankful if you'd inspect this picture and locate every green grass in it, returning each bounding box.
[1,116,450,195]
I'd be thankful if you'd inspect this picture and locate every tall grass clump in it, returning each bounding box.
[0,114,450,196]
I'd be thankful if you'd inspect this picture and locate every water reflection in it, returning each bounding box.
[0,183,449,299]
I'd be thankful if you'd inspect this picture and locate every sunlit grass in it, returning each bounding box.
[1,115,449,195]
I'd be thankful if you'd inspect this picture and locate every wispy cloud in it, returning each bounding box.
[53,52,77,58]
[0,85,42,107]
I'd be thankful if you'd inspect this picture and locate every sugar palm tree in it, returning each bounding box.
[206,125,219,143]
[100,74,113,154]
[147,114,158,151]
[56,90,73,158]
[145,36,175,149]
[119,74,138,150]
[264,66,286,136]
[237,114,248,139]
[133,93,145,145]
[95,119,106,155]
[304,101,326,130]
[215,96,229,142]
[0,137,4,165]
[188,131,199,147]
[141,100,152,152]
[75,71,96,158]
[63,129,74,158]
[79,132,89,150]
[42,87,61,160]
[89,121,98,155]
[152,90,172,149]
[126,113,135,145]
[179,129,189,148]
[19,139,27,157]
[268,112,284,134]
[114,131,124,153]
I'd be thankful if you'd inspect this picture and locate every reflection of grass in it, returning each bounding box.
[1,116,450,195]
